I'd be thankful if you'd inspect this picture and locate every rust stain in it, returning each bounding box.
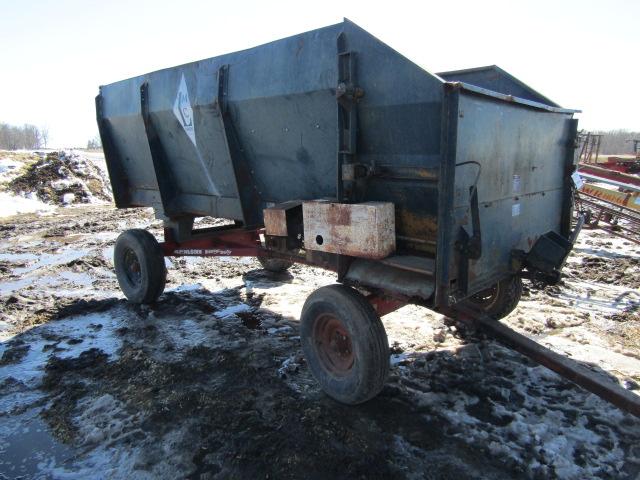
[263,208,287,237]
[327,204,352,226]
[415,168,439,180]
[303,201,395,259]
[396,209,437,253]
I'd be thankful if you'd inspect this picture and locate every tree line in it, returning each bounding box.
[1,120,637,155]
[87,135,102,149]
[0,122,49,150]
[592,129,640,155]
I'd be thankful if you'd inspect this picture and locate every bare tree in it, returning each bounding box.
[593,129,640,155]
[87,134,102,150]
[41,126,49,149]
[0,122,48,150]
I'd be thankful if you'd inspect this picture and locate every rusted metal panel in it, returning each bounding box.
[263,207,287,236]
[161,226,261,257]
[264,200,303,237]
[303,200,395,259]
[395,208,438,254]
[344,259,434,299]
[366,294,407,316]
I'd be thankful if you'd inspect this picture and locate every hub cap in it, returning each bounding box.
[123,248,142,286]
[314,314,354,376]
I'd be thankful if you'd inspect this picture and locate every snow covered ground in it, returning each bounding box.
[0,151,638,479]
[0,150,111,219]
[0,191,56,218]
[0,154,55,217]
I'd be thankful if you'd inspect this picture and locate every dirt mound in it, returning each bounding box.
[8,151,112,205]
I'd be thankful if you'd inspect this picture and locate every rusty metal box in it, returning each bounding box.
[264,200,303,237]
[303,201,395,259]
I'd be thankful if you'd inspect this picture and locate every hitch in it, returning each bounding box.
[447,304,640,419]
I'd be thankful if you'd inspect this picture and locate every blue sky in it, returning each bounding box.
[1,0,638,147]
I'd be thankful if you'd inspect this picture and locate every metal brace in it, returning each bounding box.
[455,185,482,296]
[336,32,364,203]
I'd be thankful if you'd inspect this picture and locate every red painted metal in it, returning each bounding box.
[314,314,354,375]
[602,162,634,174]
[367,295,407,316]
[160,227,334,269]
[578,163,640,187]
[605,157,640,174]
[161,227,263,257]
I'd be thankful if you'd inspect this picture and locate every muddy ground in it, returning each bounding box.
[1,188,640,477]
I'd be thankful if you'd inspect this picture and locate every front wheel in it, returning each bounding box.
[467,275,522,320]
[114,229,166,304]
[300,284,389,405]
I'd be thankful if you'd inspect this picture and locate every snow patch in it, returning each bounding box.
[0,191,56,218]
[215,303,251,318]
[0,311,125,388]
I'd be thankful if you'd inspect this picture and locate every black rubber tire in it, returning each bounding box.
[467,275,523,320]
[300,284,389,405]
[114,229,166,304]
[257,256,293,272]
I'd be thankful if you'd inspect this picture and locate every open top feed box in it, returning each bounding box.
[96,20,599,408]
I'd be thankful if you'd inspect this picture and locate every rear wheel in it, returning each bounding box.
[258,256,293,272]
[114,229,166,304]
[467,275,522,320]
[300,284,389,405]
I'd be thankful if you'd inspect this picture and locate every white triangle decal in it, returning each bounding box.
[173,74,197,147]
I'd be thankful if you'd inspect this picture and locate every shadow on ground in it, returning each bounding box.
[1,285,639,479]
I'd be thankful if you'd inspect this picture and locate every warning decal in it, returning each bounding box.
[173,74,196,147]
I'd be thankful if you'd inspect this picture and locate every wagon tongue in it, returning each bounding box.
[454,306,640,419]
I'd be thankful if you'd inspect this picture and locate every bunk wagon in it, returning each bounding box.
[96,20,639,416]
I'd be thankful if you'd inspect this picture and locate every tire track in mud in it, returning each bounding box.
[1,204,640,479]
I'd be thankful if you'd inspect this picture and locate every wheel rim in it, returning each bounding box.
[122,248,142,286]
[470,283,499,309]
[313,314,354,376]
